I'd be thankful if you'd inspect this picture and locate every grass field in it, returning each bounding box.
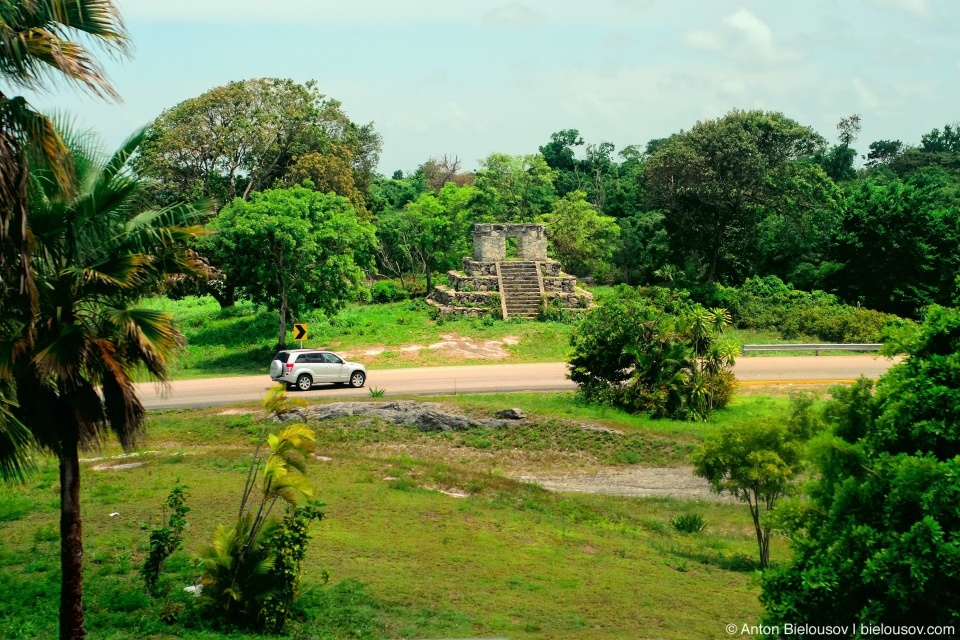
[0,392,797,639]
[143,296,579,379]
[143,295,804,380]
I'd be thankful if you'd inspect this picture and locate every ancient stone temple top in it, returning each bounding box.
[426,223,592,320]
[472,223,548,262]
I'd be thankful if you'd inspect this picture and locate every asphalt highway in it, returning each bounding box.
[138,355,899,410]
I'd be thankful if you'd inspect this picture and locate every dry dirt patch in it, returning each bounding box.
[342,333,519,361]
[517,467,734,502]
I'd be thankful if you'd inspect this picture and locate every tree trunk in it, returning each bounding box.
[278,296,287,349]
[209,282,236,309]
[749,498,771,569]
[59,436,85,640]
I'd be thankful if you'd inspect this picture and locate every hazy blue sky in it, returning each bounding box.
[31,0,960,173]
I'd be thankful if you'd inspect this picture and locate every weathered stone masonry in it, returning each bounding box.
[427,223,592,319]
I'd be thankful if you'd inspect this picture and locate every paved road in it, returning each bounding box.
[138,355,898,410]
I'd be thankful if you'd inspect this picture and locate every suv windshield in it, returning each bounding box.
[273,352,290,363]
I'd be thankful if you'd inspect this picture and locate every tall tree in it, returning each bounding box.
[814,113,861,183]
[471,152,557,222]
[5,127,207,640]
[204,185,375,347]
[644,110,825,282]
[376,183,474,293]
[136,78,381,307]
[755,162,843,289]
[538,190,620,279]
[827,169,960,316]
[134,78,381,208]
[539,128,584,197]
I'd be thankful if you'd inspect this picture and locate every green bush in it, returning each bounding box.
[198,388,325,633]
[761,306,960,630]
[140,484,190,597]
[569,286,737,420]
[370,280,411,304]
[670,513,707,534]
[715,275,913,342]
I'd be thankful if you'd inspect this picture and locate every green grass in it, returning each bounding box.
[143,296,576,379]
[0,396,790,639]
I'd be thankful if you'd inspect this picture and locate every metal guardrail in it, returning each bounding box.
[742,343,882,355]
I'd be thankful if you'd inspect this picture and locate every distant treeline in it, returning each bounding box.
[135,79,960,319]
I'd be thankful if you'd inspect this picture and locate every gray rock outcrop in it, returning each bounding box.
[277,401,513,431]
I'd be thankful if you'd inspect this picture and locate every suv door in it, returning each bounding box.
[322,352,347,382]
[298,353,324,381]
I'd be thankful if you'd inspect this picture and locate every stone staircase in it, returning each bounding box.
[497,261,543,319]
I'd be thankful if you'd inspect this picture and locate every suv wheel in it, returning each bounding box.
[296,373,313,391]
[349,371,366,388]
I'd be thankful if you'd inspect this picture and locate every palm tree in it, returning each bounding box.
[1,0,130,299]
[0,0,129,492]
[3,125,208,640]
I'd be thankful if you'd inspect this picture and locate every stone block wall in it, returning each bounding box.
[427,223,591,319]
[542,276,577,294]
[473,223,548,261]
[539,260,562,277]
[447,271,500,292]
[462,259,498,276]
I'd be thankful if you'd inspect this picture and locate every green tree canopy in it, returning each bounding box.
[827,169,960,316]
[538,190,620,279]
[134,78,381,208]
[471,152,557,222]
[644,109,826,283]
[375,183,474,294]
[204,185,375,347]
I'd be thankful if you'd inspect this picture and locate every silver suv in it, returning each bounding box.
[270,349,367,391]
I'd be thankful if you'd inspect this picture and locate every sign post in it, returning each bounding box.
[293,323,308,348]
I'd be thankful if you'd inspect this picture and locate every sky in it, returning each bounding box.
[29,0,960,174]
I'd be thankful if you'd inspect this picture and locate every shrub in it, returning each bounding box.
[569,287,737,420]
[197,387,324,633]
[715,275,913,342]
[140,484,189,597]
[761,306,960,629]
[370,279,411,304]
[537,297,579,324]
[670,513,707,534]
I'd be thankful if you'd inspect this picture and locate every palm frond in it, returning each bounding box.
[0,95,71,195]
[103,307,184,379]
[0,0,129,98]
[66,251,148,290]
[0,391,37,482]
[94,338,143,450]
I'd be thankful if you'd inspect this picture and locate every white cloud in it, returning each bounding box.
[481,3,543,29]
[684,29,725,52]
[722,8,801,62]
[873,0,930,18]
[723,8,776,55]
[853,78,881,110]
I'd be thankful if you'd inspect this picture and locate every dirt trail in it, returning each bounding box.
[516,467,734,502]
